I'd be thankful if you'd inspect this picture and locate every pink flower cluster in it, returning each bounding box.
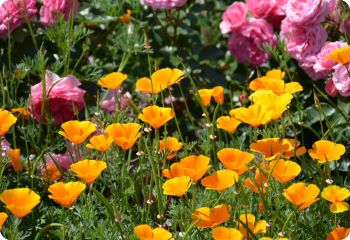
[220,2,278,66]
[140,0,187,10]
[101,90,131,113]
[40,0,79,26]
[29,70,86,125]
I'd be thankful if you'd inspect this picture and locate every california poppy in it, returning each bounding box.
[308,140,345,163]
[238,214,267,239]
[159,137,183,160]
[283,182,320,210]
[321,185,350,213]
[244,169,268,194]
[138,106,175,129]
[198,89,214,107]
[119,9,132,24]
[212,227,243,240]
[217,116,241,134]
[134,224,174,240]
[269,160,301,184]
[71,160,107,184]
[9,149,22,173]
[192,204,231,228]
[231,105,272,128]
[58,120,96,145]
[105,123,141,150]
[86,133,114,152]
[162,176,191,197]
[98,72,127,90]
[217,148,254,175]
[12,108,30,118]
[326,227,350,240]
[201,169,239,192]
[0,188,40,218]
[327,46,350,64]
[0,212,7,230]
[48,181,86,208]
[212,86,224,105]
[42,164,62,182]
[0,109,17,136]
[250,138,296,161]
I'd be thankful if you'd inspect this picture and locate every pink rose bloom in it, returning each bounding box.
[220,2,247,34]
[280,20,327,61]
[286,0,328,25]
[29,70,86,125]
[0,0,37,39]
[314,41,348,75]
[40,0,79,26]
[332,64,350,97]
[246,0,275,19]
[327,0,339,23]
[324,79,338,97]
[299,55,326,80]
[101,90,131,113]
[1,138,10,158]
[268,0,288,27]
[341,18,350,34]
[228,19,277,66]
[140,0,187,10]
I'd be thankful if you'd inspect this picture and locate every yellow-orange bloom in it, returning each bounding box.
[231,104,272,128]
[269,160,301,184]
[0,188,40,218]
[238,214,267,239]
[134,224,174,240]
[136,68,184,94]
[42,164,62,182]
[308,140,345,163]
[216,116,241,134]
[192,204,231,228]
[98,72,127,90]
[250,138,297,161]
[12,108,30,118]
[321,185,350,213]
[86,133,113,152]
[0,109,17,136]
[58,120,96,145]
[162,155,211,182]
[283,182,320,210]
[0,212,7,230]
[71,160,107,184]
[212,227,243,240]
[9,149,22,173]
[105,123,141,150]
[327,46,350,64]
[217,148,254,175]
[198,86,224,106]
[119,9,132,24]
[159,137,183,160]
[244,169,268,194]
[201,169,239,192]
[326,227,350,240]
[138,106,175,129]
[212,86,224,105]
[48,181,86,208]
[162,176,191,197]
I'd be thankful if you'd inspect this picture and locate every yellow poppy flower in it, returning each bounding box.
[159,137,183,160]
[212,227,243,240]
[9,149,22,173]
[119,9,132,24]
[48,181,86,208]
[162,176,191,197]
[321,185,350,213]
[326,227,350,240]
[192,204,231,228]
[71,160,107,184]
[269,160,301,184]
[212,86,224,105]
[98,72,127,89]
[0,212,8,230]
[231,104,272,128]
[105,123,141,150]
[12,108,30,118]
[217,148,254,175]
[238,214,267,239]
[201,169,239,192]
[327,46,350,64]
[86,133,114,152]
[134,224,174,240]
[138,105,175,129]
[308,140,345,163]
[216,116,241,134]
[0,109,17,136]
[0,188,40,218]
[198,89,214,106]
[244,169,268,194]
[283,182,320,210]
[250,138,296,161]
[58,120,96,145]
[42,164,62,182]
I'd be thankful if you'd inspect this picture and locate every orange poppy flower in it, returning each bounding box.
[86,133,114,152]
[105,123,141,150]
[0,109,17,136]
[134,224,174,240]
[162,176,191,197]
[269,160,301,184]
[326,227,350,240]
[42,164,62,181]
[244,169,268,194]
[327,46,350,64]
[238,214,267,239]
[231,104,272,128]
[0,188,40,218]
[212,227,243,240]
[250,138,296,161]
[198,89,214,106]
[162,155,211,182]
[138,106,175,129]
[48,181,86,208]
[283,182,320,210]
[321,185,350,213]
[216,116,241,134]
[136,68,184,94]
[9,149,22,173]
[192,204,231,228]
[12,108,30,118]
[201,169,239,192]
[159,137,183,160]
[0,212,8,230]
[250,90,293,121]
[98,72,127,90]
[217,148,254,175]
[71,160,107,184]
[308,140,345,163]
[212,86,224,105]
[119,9,132,24]
[58,120,96,145]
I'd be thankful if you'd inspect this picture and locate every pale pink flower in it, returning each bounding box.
[40,0,79,26]
[140,0,187,10]
[101,90,131,113]
[286,0,329,25]
[220,2,247,34]
[332,64,350,97]
[299,55,326,80]
[1,138,10,158]
[324,78,338,97]
[246,0,275,19]
[0,0,37,39]
[29,70,86,125]
[44,152,73,171]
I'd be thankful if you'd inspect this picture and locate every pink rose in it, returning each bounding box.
[341,18,350,34]
[0,0,37,39]
[314,41,348,75]
[140,0,187,10]
[228,19,277,66]
[246,0,275,19]
[299,55,326,80]
[268,0,288,27]
[280,20,327,61]
[286,0,328,25]
[1,138,10,158]
[327,0,339,23]
[332,64,350,97]
[324,79,338,97]
[220,2,247,34]
[101,90,131,113]
[40,0,79,26]
[29,70,86,124]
